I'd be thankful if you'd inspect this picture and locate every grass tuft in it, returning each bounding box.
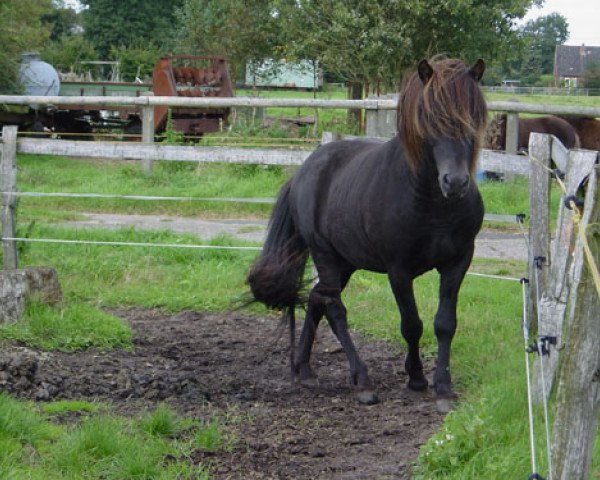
[139,404,182,438]
[0,301,132,352]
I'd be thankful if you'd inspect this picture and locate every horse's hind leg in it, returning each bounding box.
[294,290,325,385]
[309,260,377,404]
[294,269,354,386]
[323,290,378,404]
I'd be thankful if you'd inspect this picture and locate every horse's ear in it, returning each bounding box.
[417,59,434,84]
[469,59,485,81]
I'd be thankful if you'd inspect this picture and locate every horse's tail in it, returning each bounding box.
[247,180,309,310]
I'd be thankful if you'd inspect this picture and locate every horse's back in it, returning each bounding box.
[289,137,400,269]
[291,137,390,198]
[558,115,600,150]
[526,116,580,149]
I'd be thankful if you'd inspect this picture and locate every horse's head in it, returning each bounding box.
[398,57,488,199]
[429,137,475,199]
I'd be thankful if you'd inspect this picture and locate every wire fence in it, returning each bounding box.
[1,183,526,283]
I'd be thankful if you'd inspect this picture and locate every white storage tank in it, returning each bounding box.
[18,52,60,97]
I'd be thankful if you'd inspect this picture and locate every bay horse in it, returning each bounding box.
[557,115,600,151]
[484,113,580,152]
[248,58,487,404]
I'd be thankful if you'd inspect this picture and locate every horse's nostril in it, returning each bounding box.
[443,174,450,185]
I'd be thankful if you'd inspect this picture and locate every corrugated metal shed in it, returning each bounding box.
[245,60,323,89]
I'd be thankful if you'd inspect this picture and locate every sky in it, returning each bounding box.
[521,0,600,46]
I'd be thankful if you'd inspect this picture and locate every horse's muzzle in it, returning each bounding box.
[440,173,470,199]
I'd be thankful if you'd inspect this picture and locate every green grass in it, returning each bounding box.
[485,90,600,109]
[236,86,361,136]
[0,394,228,479]
[0,300,132,351]
[16,153,563,226]
[13,225,258,312]
[17,154,289,220]
[42,400,102,416]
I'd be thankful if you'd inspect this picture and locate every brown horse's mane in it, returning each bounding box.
[397,57,488,173]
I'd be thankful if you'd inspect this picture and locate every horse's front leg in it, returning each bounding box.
[388,272,428,391]
[434,249,473,398]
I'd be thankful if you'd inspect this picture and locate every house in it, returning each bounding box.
[554,44,600,87]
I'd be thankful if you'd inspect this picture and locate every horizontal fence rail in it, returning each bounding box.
[17,138,311,165]
[16,136,531,176]
[0,95,388,110]
[2,94,600,117]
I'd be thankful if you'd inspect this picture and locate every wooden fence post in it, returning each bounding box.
[551,164,600,480]
[365,94,397,138]
[505,112,519,154]
[321,131,340,144]
[1,126,18,269]
[534,146,598,401]
[141,92,154,174]
[527,133,552,326]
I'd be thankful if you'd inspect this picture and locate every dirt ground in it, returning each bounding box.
[0,308,444,479]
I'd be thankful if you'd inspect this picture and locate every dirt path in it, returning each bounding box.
[0,309,442,479]
[63,212,528,261]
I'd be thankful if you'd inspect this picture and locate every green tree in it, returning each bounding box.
[520,13,569,75]
[582,61,600,89]
[277,0,543,95]
[0,0,53,94]
[80,0,183,59]
[42,0,80,41]
[110,43,164,82]
[176,0,283,79]
[41,34,97,75]
[39,1,97,75]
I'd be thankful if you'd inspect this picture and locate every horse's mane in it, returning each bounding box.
[397,57,488,172]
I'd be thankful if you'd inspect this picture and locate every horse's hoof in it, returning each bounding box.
[407,377,429,392]
[434,383,457,398]
[299,377,319,388]
[435,397,454,414]
[356,390,379,405]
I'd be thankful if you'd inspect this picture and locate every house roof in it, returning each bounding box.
[555,45,600,78]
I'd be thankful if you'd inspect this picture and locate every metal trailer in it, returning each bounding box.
[1,54,235,139]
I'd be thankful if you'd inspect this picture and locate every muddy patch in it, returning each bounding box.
[0,309,444,479]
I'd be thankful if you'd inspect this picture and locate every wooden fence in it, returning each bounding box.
[527,133,600,479]
[3,93,600,156]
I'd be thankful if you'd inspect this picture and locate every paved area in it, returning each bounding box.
[63,213,528,262]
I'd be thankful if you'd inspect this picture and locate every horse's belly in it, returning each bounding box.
[405,233,470,273]
[328,230,388,273]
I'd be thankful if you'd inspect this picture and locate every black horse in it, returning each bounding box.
[248,57,488,404]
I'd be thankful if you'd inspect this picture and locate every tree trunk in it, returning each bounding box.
[348,81,363,132]
[0,267,63,323]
